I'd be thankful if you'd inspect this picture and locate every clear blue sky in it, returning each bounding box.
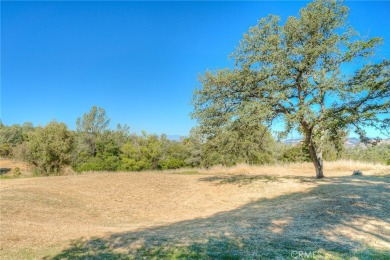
[2,1,389,136]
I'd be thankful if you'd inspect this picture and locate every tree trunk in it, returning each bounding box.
[308,142,324,179]
[301,121,325,178]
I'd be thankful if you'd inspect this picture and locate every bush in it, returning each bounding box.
[75,155,120,172]
[281,144,311,163]
[77,162,104,172]
[120,158,149,172]
[0,143,13,157]
[342,144,390,165]
[23,122,74,175]
[12,167,21,177]
[159,158,185,170]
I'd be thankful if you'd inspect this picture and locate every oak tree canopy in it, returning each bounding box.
[192,0,390,178]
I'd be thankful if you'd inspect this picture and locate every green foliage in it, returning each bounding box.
[72,106,121,172]
[201,119,275,167]
[158,134,188,170]
[76,106,110,158]
[342,144,390,165]
[112,123,131,147]
[182,128,203,167]
[22,122,74,175]
[73,130,121,172]
[12,167,22,177]
[76,155,121,172]
[71,106,189,173]
[76,106,110,135]
[0,143,13,158]
[0,122,34,157]
[0,124,23,145]
[3,101,387,176]
[281,144,311,163]
[119,132,188,171]
[159,157,185,170]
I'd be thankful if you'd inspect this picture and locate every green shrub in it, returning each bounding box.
[281,144,311,163]
[159,158,185,170]
[342,144,390,165]
[23,122,74,175]
[12,167,22,177]
[75,155,120,172]
[120,158,149,171]
[0,143,13,157]
[77,162,104,172]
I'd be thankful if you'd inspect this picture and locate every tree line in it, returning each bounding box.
[1,106,388,175]
[0,106,200,175]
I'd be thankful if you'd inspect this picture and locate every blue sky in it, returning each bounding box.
[1,1,389,136]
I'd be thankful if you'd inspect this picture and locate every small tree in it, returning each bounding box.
[183,128,203,168]
[119,132,162,171]
[0,124,25,157]
[76,106,110,157]
[24,121,73,175]
[192,0,389,178]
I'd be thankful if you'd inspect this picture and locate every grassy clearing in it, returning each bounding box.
[0,161,389,259]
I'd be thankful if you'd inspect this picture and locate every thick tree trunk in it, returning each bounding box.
[308,142,324,179]
[301,120,325,178]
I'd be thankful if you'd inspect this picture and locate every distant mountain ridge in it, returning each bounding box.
[281,137,390,147]
[166,135,183,141]
[167,135,390,146]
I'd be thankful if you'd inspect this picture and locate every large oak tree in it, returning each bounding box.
[192,0,389,178]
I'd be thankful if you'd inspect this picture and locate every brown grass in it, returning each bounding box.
[0,159,78,177]
[0,161,389,259]
[0,158,33,177]
[199,160,389,176]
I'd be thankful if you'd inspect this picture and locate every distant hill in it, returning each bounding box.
[281,137,390,147]
[167,135,390,145]
[166,135,183,141]
[281,138,302,145]
[344,137,361,147]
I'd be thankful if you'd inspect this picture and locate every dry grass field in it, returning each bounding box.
[0,159,33,177]
[0,159,389,259]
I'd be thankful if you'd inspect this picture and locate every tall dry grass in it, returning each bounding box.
[198,160,389,177]
[1,158,388,178]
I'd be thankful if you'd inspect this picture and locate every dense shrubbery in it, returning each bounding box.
[0,122,33,157]
[201,120,275,167]
[1,106,389,175]
[280,144,311,163]
[0,107,204,175]
[16,122,73,175]
[342,144,390,165]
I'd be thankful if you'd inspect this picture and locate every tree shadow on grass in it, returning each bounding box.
[198,174,317,186]
[0,168,11,175]
[46,175,390,259]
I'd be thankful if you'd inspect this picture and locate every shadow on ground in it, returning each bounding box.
[0,168,11,175]
[46,175,390,259]
[198,174,316,185]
